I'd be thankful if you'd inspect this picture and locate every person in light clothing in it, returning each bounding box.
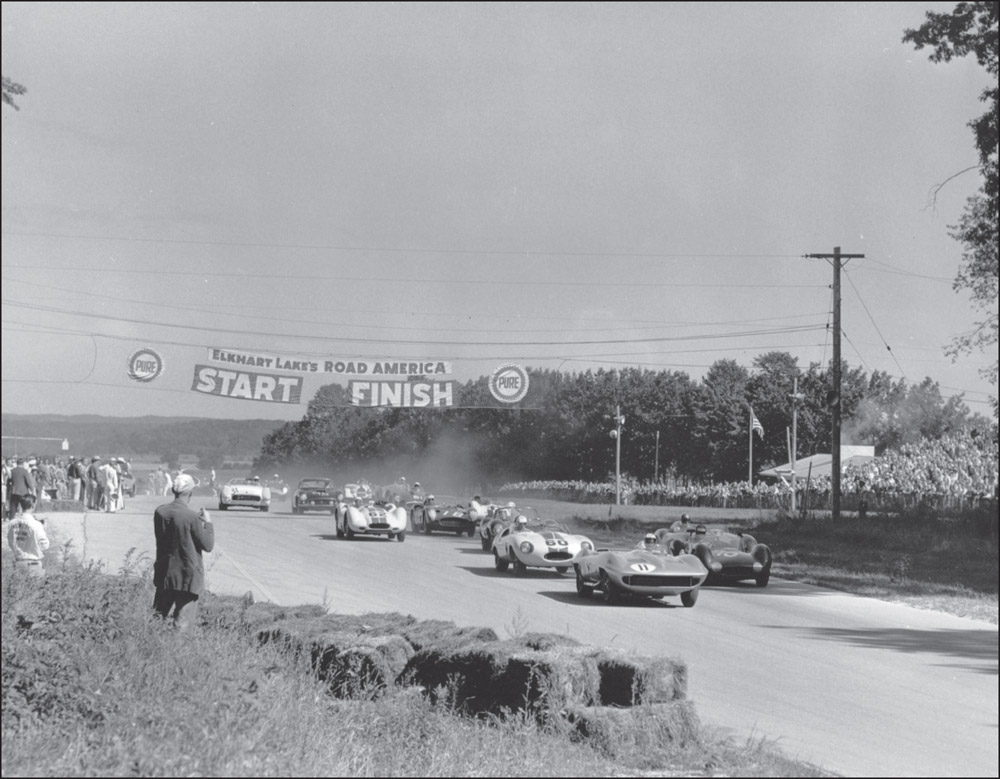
[7,494,50,577]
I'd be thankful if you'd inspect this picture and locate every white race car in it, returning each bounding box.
[492,516,594,575]
[335,483,408,542]
[218,477,271,512]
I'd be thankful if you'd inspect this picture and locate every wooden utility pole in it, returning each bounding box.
[805,246,863,521]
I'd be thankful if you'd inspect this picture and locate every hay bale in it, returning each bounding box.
[403,641,602,716]
[515,632,582,651]
[311,634,414,699]
[561,701,701,757]
[595,651,688,706]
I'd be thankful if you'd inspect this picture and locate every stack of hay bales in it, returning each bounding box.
[202,597,698,752]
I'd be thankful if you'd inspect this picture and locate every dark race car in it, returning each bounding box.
[291,478,338,515]
[411,495,478,537]
[659,523,773,587]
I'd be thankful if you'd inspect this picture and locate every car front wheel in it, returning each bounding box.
[600,572,619,604]
[755,570,770,588]
[511,554,528,577]
[575,566,594,598]
[480,533,491,552]
[681,588,699,607]
[396,531,405,542]
[494,550,509,572]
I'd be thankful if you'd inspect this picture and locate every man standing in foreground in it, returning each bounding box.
[6,494,50,577]
[152,473,215,631]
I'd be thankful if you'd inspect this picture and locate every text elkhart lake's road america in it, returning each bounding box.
[144,347,529,407]
[206,347,453,376]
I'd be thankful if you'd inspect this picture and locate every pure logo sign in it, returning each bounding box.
[489,363,529,404]
[127,348,164,382]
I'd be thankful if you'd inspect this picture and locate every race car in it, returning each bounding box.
[410,495,478,537]
[492,515,594,575]
[218,477,271,512]
[291,478,338,515]
[573,544,708,606]
[679,525,773,587]
[335,484,408,542]
[478,501,522,551]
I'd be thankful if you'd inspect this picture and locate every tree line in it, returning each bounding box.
[255,352,994,484]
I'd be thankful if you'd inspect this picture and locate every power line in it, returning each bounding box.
[0,299,826,348]
[1,276,833,336]
[1,230,805,259]
[843,268,908,381]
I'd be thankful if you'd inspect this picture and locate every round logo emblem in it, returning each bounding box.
[630,562,655,572]
[489,363,529,404]
[127,348,164,383]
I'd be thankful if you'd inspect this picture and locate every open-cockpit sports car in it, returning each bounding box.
[218,477,271,512]
[491,515,594,575]
[478,501,523,551]
[291,478,337,515]
[573,543,708,606]
[656,524,772,587]
[410,495,479,537]
[335,483,408,542]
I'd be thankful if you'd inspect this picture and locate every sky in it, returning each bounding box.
[2,2,996,424]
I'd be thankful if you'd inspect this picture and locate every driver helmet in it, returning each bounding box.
[644,533,657,546]
[252,475,261,482]
[694,524,707,535]
[515,515,529,528]
[506,501,516,508]
[681,513,691,525]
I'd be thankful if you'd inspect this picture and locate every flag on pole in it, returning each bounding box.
[751,409,764,439]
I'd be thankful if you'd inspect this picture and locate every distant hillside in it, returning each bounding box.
[0,414,285,465]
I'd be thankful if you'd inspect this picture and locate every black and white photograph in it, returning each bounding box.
[2,3,997,777]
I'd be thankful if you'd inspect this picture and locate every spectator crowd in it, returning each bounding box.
[498,430,998,513]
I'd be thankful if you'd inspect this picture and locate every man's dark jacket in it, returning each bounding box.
[8,465,36,497]
[153,498,215,594]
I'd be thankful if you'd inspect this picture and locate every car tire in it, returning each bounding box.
[755,570,770,588]
[599,572,619,604]
[260,506,268,512]
[218,504,227,511]
[681,588,699,607]
[396,531,405,543]
[344,523,354,540]
[480,533,492,552]
[494,550,509,572]
[466,526,475,537]
[555,566,570,573]
[511,555,528,577]
[575,566,594,598]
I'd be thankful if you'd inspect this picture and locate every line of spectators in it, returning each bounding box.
[498,430,998,513]
[2,454,137,518]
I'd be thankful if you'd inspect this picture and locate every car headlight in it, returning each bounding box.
[519,541,533,554]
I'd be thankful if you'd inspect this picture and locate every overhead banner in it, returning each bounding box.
[349,380,454,407]
[191,364,303,404]
[207,347,452,377]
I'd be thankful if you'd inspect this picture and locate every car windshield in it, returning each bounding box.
[230,479,256,486]
[299,479,331,489]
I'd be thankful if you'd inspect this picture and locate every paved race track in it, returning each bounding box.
[46,495,999,778]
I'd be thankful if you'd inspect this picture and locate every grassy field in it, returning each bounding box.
[3,499,995,777]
